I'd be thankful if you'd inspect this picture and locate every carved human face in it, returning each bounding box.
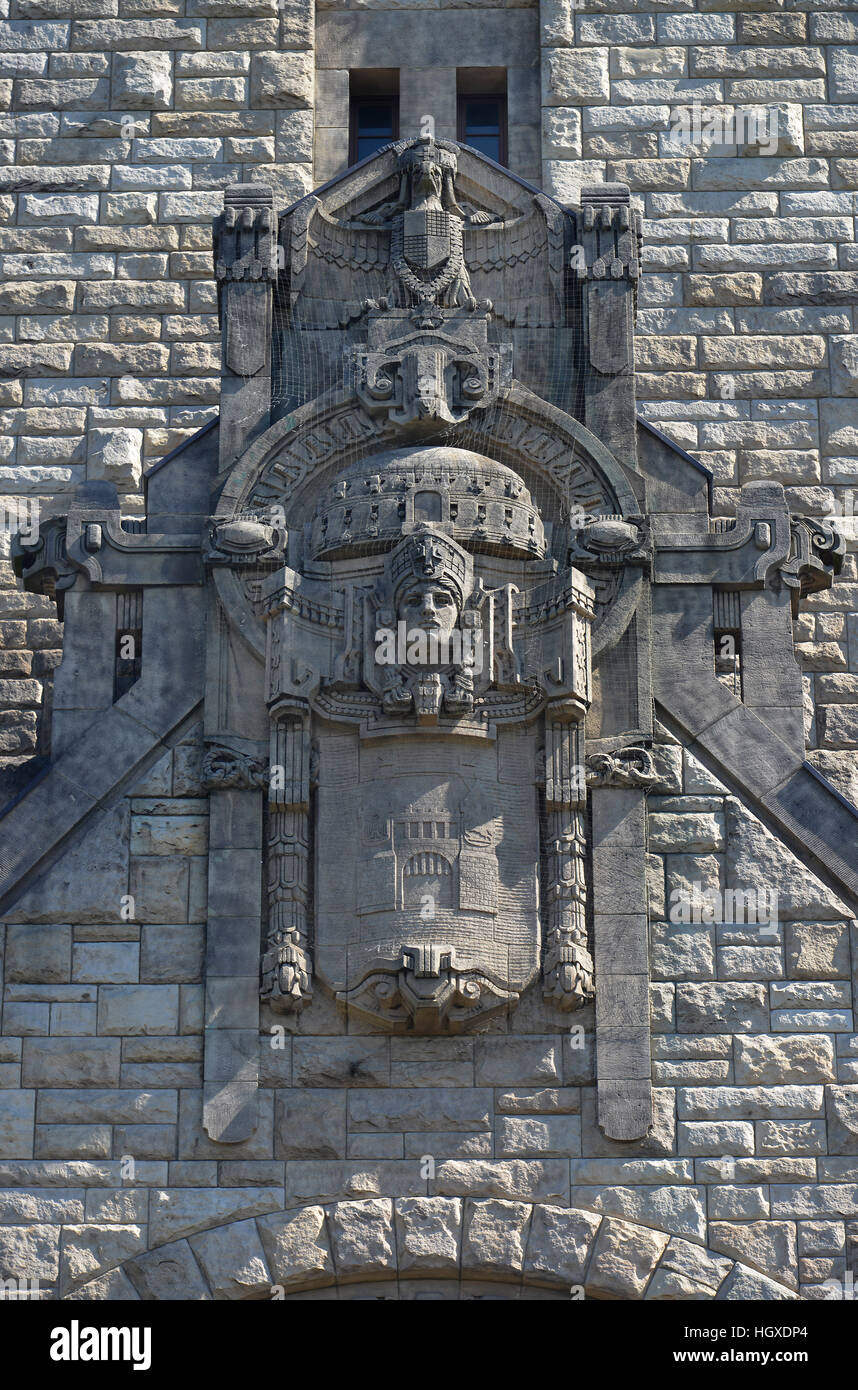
[397,581,460,639]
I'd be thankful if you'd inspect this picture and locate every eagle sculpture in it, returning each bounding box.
[282,136,569,330]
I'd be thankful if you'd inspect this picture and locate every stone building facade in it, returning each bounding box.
[0,0,857,1303]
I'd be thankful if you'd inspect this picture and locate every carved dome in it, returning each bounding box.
[309,446,547,561]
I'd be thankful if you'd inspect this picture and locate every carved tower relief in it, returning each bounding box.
[200,136,658,1139]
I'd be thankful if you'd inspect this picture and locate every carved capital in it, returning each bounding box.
[780,514,845,614]
[214,184,276,285]
[12,515,77,618]
[355,338,511,430]
[202,742,268,791]
[586,746,658,789]
[575,183,642,287]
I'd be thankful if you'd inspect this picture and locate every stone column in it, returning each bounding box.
[587,747,657,1142]
[201,746,267,1144]
[261,701,313,1012]
[542,708,594,1010]
[576,183,640,470]
[215,183,276,476]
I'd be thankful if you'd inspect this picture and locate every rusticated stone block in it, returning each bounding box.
[327,1198,395,1280]
[734,1034,836,1085]
[586,1216,669,1299]
[126,1239,211,1301]
[462,1197,531,1277]
[112,52,172,110]
[249,51,312,109]
[257,1206,333,1291]
[646,1236,732,1300]
[710,1220,798,1289]
[394,1196,461,1274]
[786,921,851,979]
[825,1086,858,1154]
[5,924,71,983]
[676,982,769,1033]
[524,1204,601,1287]
[59,1223,146,1295]
[189,1218,271,1299]
[0,1224,61,1283]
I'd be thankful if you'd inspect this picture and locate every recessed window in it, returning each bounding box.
[457,71,508,165]
[349,70,399,167]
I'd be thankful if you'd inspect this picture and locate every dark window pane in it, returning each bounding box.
[462,98,502,162]
[354,99,396,161]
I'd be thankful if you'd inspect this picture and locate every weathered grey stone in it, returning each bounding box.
[327,1199,395,1280]
[646,1237,732,1300]
[786,922,851,978]
[474,1039,560,1087]
[5,925,71,982]
[434,1160,569,1206]
[250,51,312,108]
[148,1187,282,1247]
[112,52,172,110]
[0,1092,35,1160]
[347,1088,491,1134]
[292,1039,390,1089]
[462,1198,531,1276]
[726,799,851,920]
[21,1039,120,1089]
[275,1089,344,1160]
[257,1206,333,1291]
[825,1087,858,1155]
[59,1223,146,1294]
[495,1115,581,1159]
[676,983,769,1033]
[97,986,179,1036]
[0,1224,60,1282]
[586,1217,669,1299]
[569,1185,707,1242]
[679,1085,825,1121]
[734,1034,836,1085]
[394,1196,461,1274]
[709,1220,798,1289]
[66,1267,141,1300]
[524,1204,601,1287]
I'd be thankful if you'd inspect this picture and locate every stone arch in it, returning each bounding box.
[212,381,643,663]
[218,382,638,528]
[66,1200,798,1302]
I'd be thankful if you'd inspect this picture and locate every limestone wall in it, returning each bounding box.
[0,721,855,1297]
[0,0,857,790]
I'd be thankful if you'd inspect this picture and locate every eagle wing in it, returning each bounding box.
[464,195,568,327]
[285,198,392,329]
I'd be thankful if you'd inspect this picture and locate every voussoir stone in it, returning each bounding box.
[709,1220,798,1288]
[586,1217,670,1299]
[394,1196,462,1274]
[328,1199,395,1279]
[462,1198,532,1277]
[126,1238,212,1300]
[189,1218,272,1299]
[645,1237,733,1300]
[523,1204,601,1287]
[256,1206,333,1290]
